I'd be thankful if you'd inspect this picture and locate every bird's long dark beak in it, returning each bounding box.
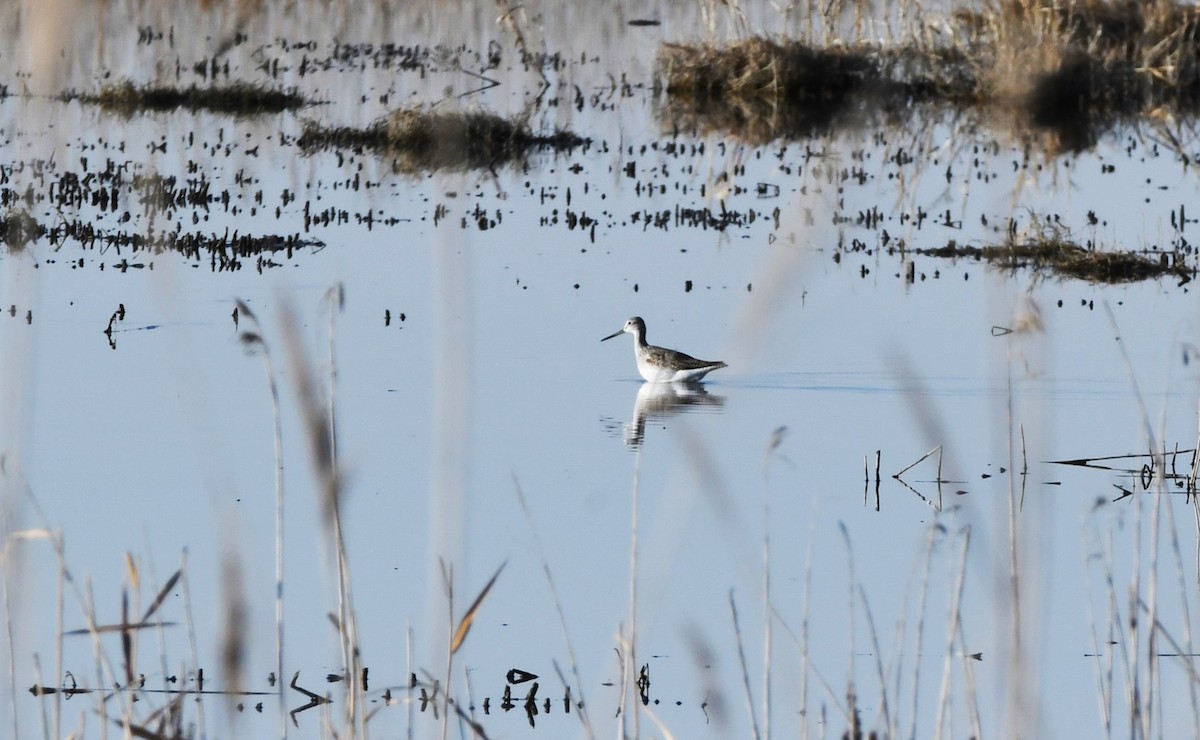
[601,328,624,342]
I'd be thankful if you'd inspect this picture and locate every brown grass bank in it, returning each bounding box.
[659,0,1200,148]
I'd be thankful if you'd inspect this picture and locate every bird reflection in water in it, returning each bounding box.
[622,380,725,447]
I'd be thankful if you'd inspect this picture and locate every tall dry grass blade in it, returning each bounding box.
[934,526,970,740]
[1161,486,1200,728]
[856,585,889,736]
[20,490,147,734]
[1003,317,1027,737]
[55,538,65,740]
[324,283,343,481]
[406,624,414,740]
[907,524,941,740]
[685,627,730,733]
[770,600,851,728]
[761,427,785,740]
[1139,598,1200,685]
[894,446,942,478]
[957,618,982,737]
[120,588,132,692]
[837,521,857,735]
[801,517,815,740]
[140,570,180,624]
[235,297,286,735]
[642,700,678,740]
[1104,524,1136,734]
[512,476,594,738]
[440,558,453,740]
[626,443,643,738]
[450,561,506,656]
[179,549,204,739]
[1146,458,1164,739]
[728,589,761,740]
[277,293,362,734]
[219,555,246,699]
[1083,513,1114,737]
[1103,300,1161,738]
[614,637,629,731]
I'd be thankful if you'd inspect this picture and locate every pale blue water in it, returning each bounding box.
[3,2,1200,739]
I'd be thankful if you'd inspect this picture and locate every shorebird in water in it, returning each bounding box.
[601,316,727,383]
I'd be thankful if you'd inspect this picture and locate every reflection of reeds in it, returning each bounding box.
[297,106,587,173]
[0,210,43,251]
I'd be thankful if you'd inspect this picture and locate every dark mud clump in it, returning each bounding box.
[297,106,589,173]
[73,82,306,115]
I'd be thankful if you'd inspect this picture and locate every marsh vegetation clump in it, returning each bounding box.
[920,234,1190,283]
[75,81,307,114]
[297,106,588,173]
[657,37,975,141]
[659,0,1200,148]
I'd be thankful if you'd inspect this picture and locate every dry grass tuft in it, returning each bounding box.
[657,38,975,142]
[660,1,1200,148]
[297,106,588,173]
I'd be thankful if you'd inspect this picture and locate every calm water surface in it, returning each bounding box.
[3,2,1200,738]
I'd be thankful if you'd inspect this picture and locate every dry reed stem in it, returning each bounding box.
[440,560,453,740]
[838,521,862,738]
[933,526,969,740]
[727,589,761,740]
[19,492,157,733]
[857,585,889,736]
[1004,304,1028,736]
[234,298,287,733]
[1083,513,1114,735]
[625,444,643,738]
[277,295,363,735]
[406,624,414,740]
[761,428,785,740]
[770,597,850,728]
[218,555,246,701]
[512,476,595,739]
[1161,482,1200,726]
[908,524,939,739]
[800,517,814,740]
[449,562,505,656]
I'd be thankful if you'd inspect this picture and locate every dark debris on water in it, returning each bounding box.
[70,81,307,115]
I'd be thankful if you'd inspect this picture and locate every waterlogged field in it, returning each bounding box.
[4,1,1200,738]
